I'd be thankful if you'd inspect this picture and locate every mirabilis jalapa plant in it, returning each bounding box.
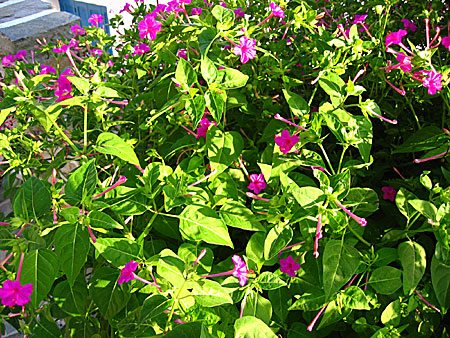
[0,0,450,336]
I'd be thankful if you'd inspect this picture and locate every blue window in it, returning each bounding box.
[59,0,110,34]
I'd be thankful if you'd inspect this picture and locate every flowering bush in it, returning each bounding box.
[1,0,450,336]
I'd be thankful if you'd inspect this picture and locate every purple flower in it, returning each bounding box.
[401,19,417,32]
[204,0,213,7]
[275,129,299,154]
[442,36,450,50]
[395,52,412,73]
[2,55,14,67]
[92,49,103,57]
[385,29,407,47]
[269,2,284,18]
[381,186,396,202]
[234,8,245,18]
[177,48,188,60]
[71,25,86,35]
[233,36,257,64]
[120,3,132,14]
[191,7,202,15]
[88,14,103,27]
[0,280,33,307]
[54,76,73,102]
[248,173,267,195]
[39,65,56,75]
[352,14,367,24]
[118,260,138,285]
[220,2,227,7]
[423,70,442,95]
[133,43,150,56]
[13,50,27,60]
[231,255,249,287]
[138,15,162,40]
[280,255,301,277]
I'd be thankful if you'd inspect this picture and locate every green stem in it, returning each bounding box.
[52,118,81,155]
[308,85,318,106]
[405,95,421,129]
[164,279,187,333]
[319,143,336,175]
[348,223,371,246]
[137,207,161,245]
[83,104,88,154]
[338,146,348,174]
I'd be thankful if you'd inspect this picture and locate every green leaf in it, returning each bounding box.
[157,249,186,289]
[398,241,426,295]
[93,238,139,267]
[219,201,264,231]
[164,322,214,338]
[179,204,233,248]
[282,89,309,117]
[234,316,277,338]
[55,223,90,286]
[345,187,379,217]
[140,294,170,323]
[256,272,287,290]
[89,267,130,319]
[431,250,450,311]
[319,72,345,98]
[317,300,351,330]
[393,126,447,153]
[264,225,293,260]
[95,132,139,166]
[201,55,218,85]
[211,5,235,29]
[369,266,402,294]
[186,95,207,128]
[193,279,233,307]
[408,199,438,221]
[33,317,62,338]
[19,249,58,308]
[281,173,324,210]
[13,177,51,220]
[342,286,370,310]
[96,85,121,98]
[269,288,291,322]
[0,105,15,127]
[395,188,418,221]
[322,240,361,298]
[88,211,123,230]
[241,291,272,324]
[198,27,217,55]
[65,159,97,205]
[53,277,88,316]
[205,90,227,123]
[68,76,90,94]
[219,68,249,89]
[175,58,197,88]
[288,289,326,311]
[381,300,401,326]
[207,128,244,175]
[354,115,373,163]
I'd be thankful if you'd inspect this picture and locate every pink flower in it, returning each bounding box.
[118,260,138,285]
[13,50,27,60]
[71,25,86,35]
[88,14,103,27]
[0,280,33,306]
[401,19,417,32]
[422,70,442,95]
[177,49,188,60]
[248,173,267,194]
[54,76,73,102]
[107,60,114,67]
[442,36,450,50]
[196,116,215,139]
[53,39,77,54]
[352,14,367,24]
[234,8,245,18]
[92,49,103,57]
[381,186,396,202]
[204,0,213,7]
[280,255,301,277]
[191,7,202,15]
[385,29,407,47]
[269,2,284,18]
[275,129,299,154]
[233,36,257,64]
[133,43,150,56]
[120,3,132,14]
[39,65,56,75]
[395,52,412,73]
[2,55,14,67]
[231,255,249,287]
[138,15,162,40]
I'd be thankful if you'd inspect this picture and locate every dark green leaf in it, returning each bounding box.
[398,241,426,295]
[282,89,309,117]
[207,128,243,175]
[164,322,214,338]
[431,250,450,311]
[205,90,226,123]
[65,159,97,205]
[219,201,264,231]
[368,266,402,294]
[53,277,88,316]
[140,294,170,323]
[241,291,272,324]
[381,300,401,326]
[219,68,249,89]
[257,272,287,290]
[408,199,438,221]
[264,225,293,260]
[13,177,51,220]
[88,211,123,230]
[175,58,197,88]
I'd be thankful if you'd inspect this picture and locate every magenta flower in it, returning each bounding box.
[71,25,86,35]
[2,55,14,67]
[202,255,250,287]
[92,176,127,200]
[196,116,215,139]
[39,65,56,75]
[13,50,27,60]
[352,14,367,24]
[133,43,150,56]
[385,29,407,47]
[233,36,257,64]
[88,14,103,27]
[395,52,413,73]
[120,3,132,14]
[422,70,442,95]
[54,76,73,102]
[381,186,396,202]
[118,260,138,285]
[234,8,245,18]
[0,280,33,307]
[334,199,367,227]
[269,2,284,18]
[138,15,162,40]
[92,49,103,57]
[401,19,417,32]
[275,129,300,154]
[248,173,267,195]
[442,36,450,50]
[191,7,202,15]
[177,49,188,60]
[53,39,77,53]
[280,255,301,277]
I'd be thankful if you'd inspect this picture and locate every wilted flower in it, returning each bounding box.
[177,49,188,60]
[234,8,245,18]
[71,25,86,35]
[133,43,150,56]
[2,55,14,67]
[118,260,138,285]
[191,7,202,15]
[39,65,56,75]
[352,15,367,24]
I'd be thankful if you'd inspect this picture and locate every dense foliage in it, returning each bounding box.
[1,0,450,336]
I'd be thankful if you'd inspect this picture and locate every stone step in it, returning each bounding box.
[0,0,54,26]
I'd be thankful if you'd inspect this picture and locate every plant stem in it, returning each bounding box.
[337,145,348,174]
[348,223,371,246]
[319,143,336,175]
[83,104,88,154]
[164,279,187,333]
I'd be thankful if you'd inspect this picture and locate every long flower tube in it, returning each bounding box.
[92,176,127,199]
[334,199,367,226]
